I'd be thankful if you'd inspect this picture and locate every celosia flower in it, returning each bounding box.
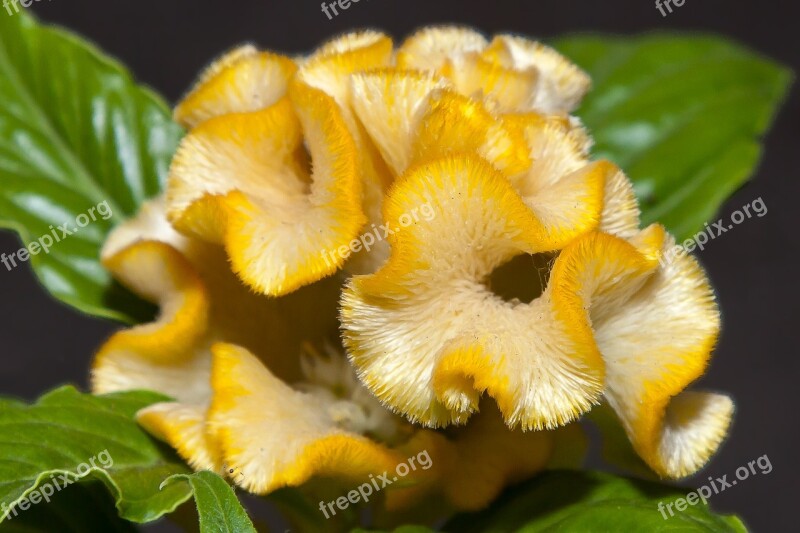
[91,24,733,524]
[340,154,731,477]
[92,196,571,513]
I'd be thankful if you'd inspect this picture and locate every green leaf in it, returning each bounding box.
[0,481,136,532]
[162,471,256,533]
[445,470,747,532]
[0,12,183,323]
[553,33,792,240]
[0,386,193,525]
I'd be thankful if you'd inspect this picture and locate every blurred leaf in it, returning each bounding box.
[584,403,656,480]
[554,33,792,240]
[445,470,747,532]
[268,487,330,532]
[163,471,256,533]
[0,11,182,323]
[0,386,193,525]
[350,526,434,533]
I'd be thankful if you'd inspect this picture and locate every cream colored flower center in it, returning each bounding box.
[295,343,409,445]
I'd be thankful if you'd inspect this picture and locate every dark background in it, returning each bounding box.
[1,0,797,530]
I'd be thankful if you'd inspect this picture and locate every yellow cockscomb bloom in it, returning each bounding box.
[92,196,571,513]
[340,154,731,478]
[91,24,733,523]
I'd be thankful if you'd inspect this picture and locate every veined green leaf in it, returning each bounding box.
[0,386,192,524]
[162,471,256,533]
[0,12,182,323]
[0,481,136,532]
[554,33,792,240]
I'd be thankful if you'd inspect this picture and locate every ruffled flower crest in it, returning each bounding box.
[90,27,733,527]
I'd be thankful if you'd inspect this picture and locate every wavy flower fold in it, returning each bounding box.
[91,25,733,520]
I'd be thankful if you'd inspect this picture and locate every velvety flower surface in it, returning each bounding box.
[92,195,569,513]
[91,25,733,521]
